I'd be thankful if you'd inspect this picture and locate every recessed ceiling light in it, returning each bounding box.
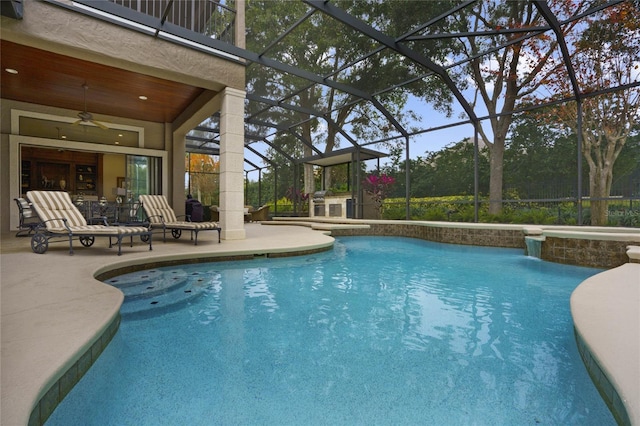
[115,141,120,145]
[138,95,148,100]
[61,135,67,139]
[118,133,123,137]
[5,68,18,74]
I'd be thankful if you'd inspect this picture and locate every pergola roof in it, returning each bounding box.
[301,147,388,167]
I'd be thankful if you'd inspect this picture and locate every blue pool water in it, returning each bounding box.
[46,237,614,425]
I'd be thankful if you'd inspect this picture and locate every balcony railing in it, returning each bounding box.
[109,0,236,44]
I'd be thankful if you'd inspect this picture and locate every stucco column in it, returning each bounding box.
[170,124,186,215]
[235,0,246,49]
[219,87,246,240]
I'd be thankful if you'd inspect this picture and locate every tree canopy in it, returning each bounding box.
[240,0,639,223]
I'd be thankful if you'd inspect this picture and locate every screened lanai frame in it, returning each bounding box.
[68,0,639,223]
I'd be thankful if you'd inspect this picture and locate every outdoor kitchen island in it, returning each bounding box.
[310,191,355,219]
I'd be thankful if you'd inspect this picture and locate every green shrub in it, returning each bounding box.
[356,196,637,227]
[266,197,294,213]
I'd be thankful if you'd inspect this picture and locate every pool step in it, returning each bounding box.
[104,270,211,319]
[111,275,189,300]
[119,282,205,319]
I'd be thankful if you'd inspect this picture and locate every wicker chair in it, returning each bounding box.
[244,205,254,222]
[209,205,220,222]
[250,205,270,222]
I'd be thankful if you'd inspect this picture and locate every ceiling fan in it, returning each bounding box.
[73,83,109,130]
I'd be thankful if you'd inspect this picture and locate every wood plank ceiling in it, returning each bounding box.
[1,39,205,124]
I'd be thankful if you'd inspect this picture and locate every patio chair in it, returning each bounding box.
[14,197,40,237]
[139,194,221,245]
[209,205,220,222]
[27,190,152,255]
[250,205,270,222]
[244,205,254,222]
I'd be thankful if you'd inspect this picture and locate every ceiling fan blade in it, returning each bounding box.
[74,84,108,129]
[72,119,82,126]
[92,120,109,130]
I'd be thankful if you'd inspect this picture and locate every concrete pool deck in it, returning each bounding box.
[1,222,638,425]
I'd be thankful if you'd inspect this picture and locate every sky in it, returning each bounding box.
[406,96,477,155]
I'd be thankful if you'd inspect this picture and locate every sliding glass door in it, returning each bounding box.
[126,155,162,198]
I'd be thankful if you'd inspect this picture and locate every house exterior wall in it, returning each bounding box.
[0,0,246,235]
[0,1,245,91]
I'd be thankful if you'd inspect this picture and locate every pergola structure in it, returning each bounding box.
[5,0,639,221]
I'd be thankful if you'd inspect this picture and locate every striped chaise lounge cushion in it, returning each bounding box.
[27,191,152,255]
[139,194,221,244]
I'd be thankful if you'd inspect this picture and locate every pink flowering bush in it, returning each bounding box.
[285,187,309,212]
[363,173,395,215]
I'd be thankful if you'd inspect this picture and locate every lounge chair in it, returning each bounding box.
[27,190,152,256]
[14,197,40,236]
[139,194,221,245]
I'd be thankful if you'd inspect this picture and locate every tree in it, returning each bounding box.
[245,0,326,196]
[185,153,220,205]
[536,2,640,225]
[504,112,581,199]
[422,139,490,197]
[245,1,454,196]
[611,130,640,196]
[445,1,584,215]
[259,133,306,207]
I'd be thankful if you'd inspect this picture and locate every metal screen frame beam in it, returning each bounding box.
[304,0,479,126]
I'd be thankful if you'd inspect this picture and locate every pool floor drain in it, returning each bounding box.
[146,286,154,290]
[150,301,159,305]
[184,290,192,293]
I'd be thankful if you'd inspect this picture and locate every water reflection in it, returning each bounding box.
[54,236,611,426]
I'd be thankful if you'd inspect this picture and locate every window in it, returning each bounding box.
[185,152,220,205]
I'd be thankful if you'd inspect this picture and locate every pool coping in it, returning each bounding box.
[2,221,638,425]
[571,263,640,425]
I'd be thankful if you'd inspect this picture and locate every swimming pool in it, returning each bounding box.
[46,237,614,425]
